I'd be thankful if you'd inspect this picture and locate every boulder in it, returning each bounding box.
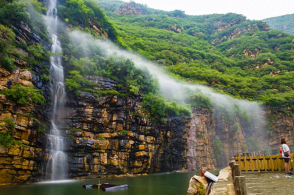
[187,175,208,195]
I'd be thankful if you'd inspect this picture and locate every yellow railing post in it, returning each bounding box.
[249,156,253,172]
[232,153,293,172]
[245,155,248,172]
[257,154,260,172]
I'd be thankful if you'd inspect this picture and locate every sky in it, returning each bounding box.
[123,0,294,20]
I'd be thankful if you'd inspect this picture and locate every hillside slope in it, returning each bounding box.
[264,14,294,35]
[98,0,294,113]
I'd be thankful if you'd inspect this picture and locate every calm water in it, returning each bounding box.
[0,171,206,195]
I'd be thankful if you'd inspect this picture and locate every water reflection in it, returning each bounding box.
[0,171,207,195]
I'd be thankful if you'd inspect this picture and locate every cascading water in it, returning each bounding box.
[45,0,68,180]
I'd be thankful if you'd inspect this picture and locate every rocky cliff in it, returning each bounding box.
[0,18,51,184]
[0,68,43,184]
[0,66,273,184]
[187,107,268,170]
[42,76,191,179]
[0,5,289,185]
[268,111,294,149]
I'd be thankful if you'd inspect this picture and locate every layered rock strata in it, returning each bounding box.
[44,76,191,178]
[188,107,268,170]
[0,68,48,184]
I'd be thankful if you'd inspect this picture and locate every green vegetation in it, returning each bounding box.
[230,124,239,134]
[2,0,294,133]
[198,182,206,195]
[69,128,83,132]
[120,130,129,136]
[0,117,23,148]
[32,118,47,134]
[187,92,212,110]
[38,127,45,134]
[98,135,105,140]
[67,135,75,139]
[0,24,17,72]
[264,14,294,35]
[95,1,294,114]
[3,84,45,105]
[213,136,223,162]
[57,0,125,45]
[0,0,50,119]
[248,136,260,151]
[141,93,191,123]
[60,29,190,119]
[40,75,51,82]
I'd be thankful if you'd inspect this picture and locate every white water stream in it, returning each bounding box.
[45,0,68,180]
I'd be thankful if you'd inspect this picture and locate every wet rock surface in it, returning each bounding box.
[0,68,48,184]
[51,76,191,178]
[187,107,268,170]
[0,22,51,185]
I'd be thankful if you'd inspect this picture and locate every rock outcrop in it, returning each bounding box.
[0,67,48,184]
[211,23,269,45]
[42,76,191,178]
[114,2,148,15]
[268,111,294,148]
[0,21,51,185]
[187,175,208,195]
[187,107,268,170]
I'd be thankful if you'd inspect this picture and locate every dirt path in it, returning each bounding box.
[243,172,294,195]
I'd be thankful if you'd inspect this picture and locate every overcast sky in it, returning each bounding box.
[123,0,294,20]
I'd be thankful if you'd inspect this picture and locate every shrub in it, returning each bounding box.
[120,130,129,136]
[0,117,22,148]
[69,128,83,132]
[40,75,51,82]
[67,135,75,139]
[142,92,191,123]
[3,84,46,105]
[188,92,212,110]
[230,124,239,134]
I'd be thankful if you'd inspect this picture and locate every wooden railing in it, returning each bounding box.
[234,154,294,172]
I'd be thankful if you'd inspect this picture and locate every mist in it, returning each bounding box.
[68,30,269,153]
[69,31,264,108]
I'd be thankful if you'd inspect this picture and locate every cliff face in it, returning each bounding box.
[268,112,294,148]
[0,69,41,184]
[187,107,269,170]
[0,21,51,184]
[42,76,191,178]
[0,69,282,184]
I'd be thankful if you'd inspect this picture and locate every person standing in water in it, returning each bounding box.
[281,138,292,178]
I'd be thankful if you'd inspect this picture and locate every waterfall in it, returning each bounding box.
[45,0,68,180]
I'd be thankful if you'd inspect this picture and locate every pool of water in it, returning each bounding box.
[0,171,206,195]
